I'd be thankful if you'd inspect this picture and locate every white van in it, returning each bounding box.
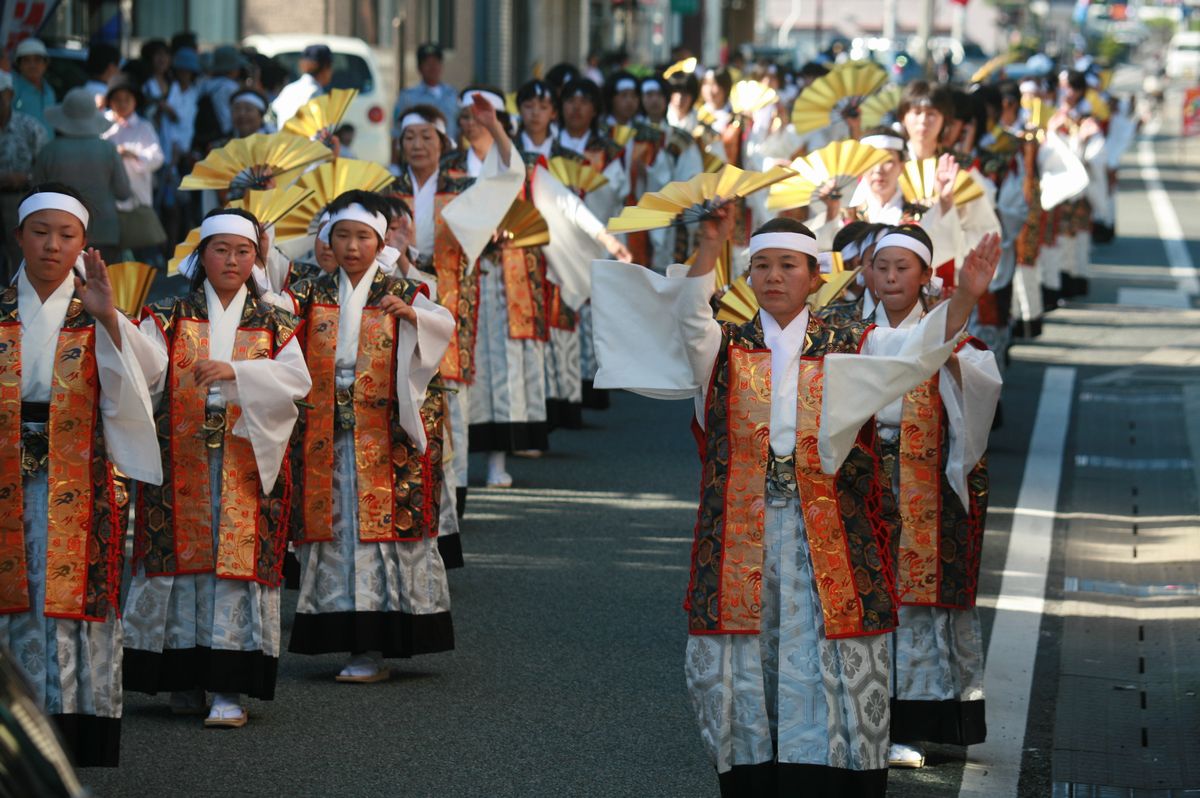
[1166,31,1200,80]
[242,34,392,165]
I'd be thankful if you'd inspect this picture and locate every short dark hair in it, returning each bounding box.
[190,208,264,293]
[667,71,700,103]
[17,183,91,231]
[704,69,734,99]
[831,220,871,253]
[516,79,555,106]
[898,81,955,128]
[1064,69,1088,93]
[85,44,121,77]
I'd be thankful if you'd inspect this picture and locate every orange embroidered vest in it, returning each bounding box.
[135,292,298,586]
[689,313,897,639]
[0,289,123,621]
[288,270,444,544]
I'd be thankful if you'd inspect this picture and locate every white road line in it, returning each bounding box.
[1137,139,1200,295]
[958,366,1076,798]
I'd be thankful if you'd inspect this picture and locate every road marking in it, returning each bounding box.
[1137,139,1200,295]
[1116,287,1191,308]
[959,366,1076,798]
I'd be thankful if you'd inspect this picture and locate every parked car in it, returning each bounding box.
[1166,31,1200,80]
[242,34,391,165]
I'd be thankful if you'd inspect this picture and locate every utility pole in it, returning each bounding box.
[916,0,936,71]
[883,0,898,44]
[703,0,721,66]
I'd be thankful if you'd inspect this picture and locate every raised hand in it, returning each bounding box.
[958,232,1002,300]
[934,152,960,213]
[75,248,118,327]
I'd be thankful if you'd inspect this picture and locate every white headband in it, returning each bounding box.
[841,240,860,260]
[614,78,637,93]
[232,92,267,113]
[747,231,819,259]
[641,80,662,95]
[460,89,505,112]
[873,232,932,266]
[399,112,447,136]
[18,192,90,229]
[318,203,388,243]
[179,214,260,278]
[1019,80,1039,94]
[860,134,905,152]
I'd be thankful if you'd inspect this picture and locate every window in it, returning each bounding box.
[133,0,239,44]
[272,51,375,95]
[422,0,454,49]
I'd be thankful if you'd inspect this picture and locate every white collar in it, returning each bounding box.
[408,166,436,193]
[873,301,922,330]
[760,307,809,354]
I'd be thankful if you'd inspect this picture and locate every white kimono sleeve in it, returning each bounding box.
[441,144,526,269]
[590,260,719,409]
[393,293,454,453]
[819,301,961,474]
[95,315,167,485]
[531,166,608,310]
[222,335,312,493]
[939,344,1001,506]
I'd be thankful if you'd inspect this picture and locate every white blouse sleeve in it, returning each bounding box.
[441,145,527,268]
[818,301,961,474]
[393,293,455,453]
[222,334,312,493]
[591,260,720,420]
[96,315,167,485]
[530,166,608,310]
[939,344,1001,506]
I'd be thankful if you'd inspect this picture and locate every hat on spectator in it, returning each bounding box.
[0,72,12,93]
[301,44,333,68]
[172,47,200,74]
[416,42,443,63]
[13,37,47,62]
[45,87,109,137]
[210,45,244,75]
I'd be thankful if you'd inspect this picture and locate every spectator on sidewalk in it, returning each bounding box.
[393,42,458,142]
[272,43,333,125]
[195,45,244,152]
[12,37,55,137]
[83,44,122,108]
[0,69,47,278]
[103,80,165,262]
[34,87,132,262]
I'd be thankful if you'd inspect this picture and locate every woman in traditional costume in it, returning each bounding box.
[859,225,1001,767]
[123,208,312,729]
[285,190,456,684]
[0,184,163,765]
[590,209,1000,795]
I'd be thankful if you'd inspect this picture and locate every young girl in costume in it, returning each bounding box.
[285,190,457,684]
[122,208,312,729]
[0,183,163,764]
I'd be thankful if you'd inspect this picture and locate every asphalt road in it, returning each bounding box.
[84,66,1200,798]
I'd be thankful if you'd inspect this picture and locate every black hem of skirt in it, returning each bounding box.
[455,486,467,519]
[891,698,986,745]
[52,713,120,768]
[581,380,609,410]
[1042,286,1063,311]
[122,646,279,700]
[438,533,464,569]
[546,399,583,430]
[287,610,454,658]
[467,421,549,453]
[1061,274,1090,298]
[1012,317,1043,339]
[717,762,887,797]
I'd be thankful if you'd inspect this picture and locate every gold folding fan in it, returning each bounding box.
[899,157,984,210]
[664,57,697,79]
[969,52,1019,85]
[982,125,1024,156]
[283,88,358,145]
[810,266,860,310]
[701,151,724,174]
[273,159,397,241]
[1021,96,1054,131]
[180,132,333,192]
[829,59,887,83]
[767,139,891,212]
[1084,89,1111,122]
[495,199,549,249]
[793,62,889,134]
[716,275,757,324]
[547,156,608,194]
[859,84,902,129]
[167,227,202,276]
[107,261,157,317]
[609,124,635,146]
[606,164,795,234]
[225,185,315,228]
[730,80,777,116]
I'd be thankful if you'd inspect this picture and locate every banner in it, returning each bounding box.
[0,1,61,54]
[1184,87,1200,138]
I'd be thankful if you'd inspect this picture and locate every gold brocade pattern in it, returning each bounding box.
[720,347,771,632]
[500,246,538,340]
[0,322,26,612]
[301,305,339,541]
[793,358,862,639]
[433,194,475,383]
[170,320,215,573]
[897,374,941,604]
[44,327,98,617]
[214,329,272,579]
[354,307,396,541]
